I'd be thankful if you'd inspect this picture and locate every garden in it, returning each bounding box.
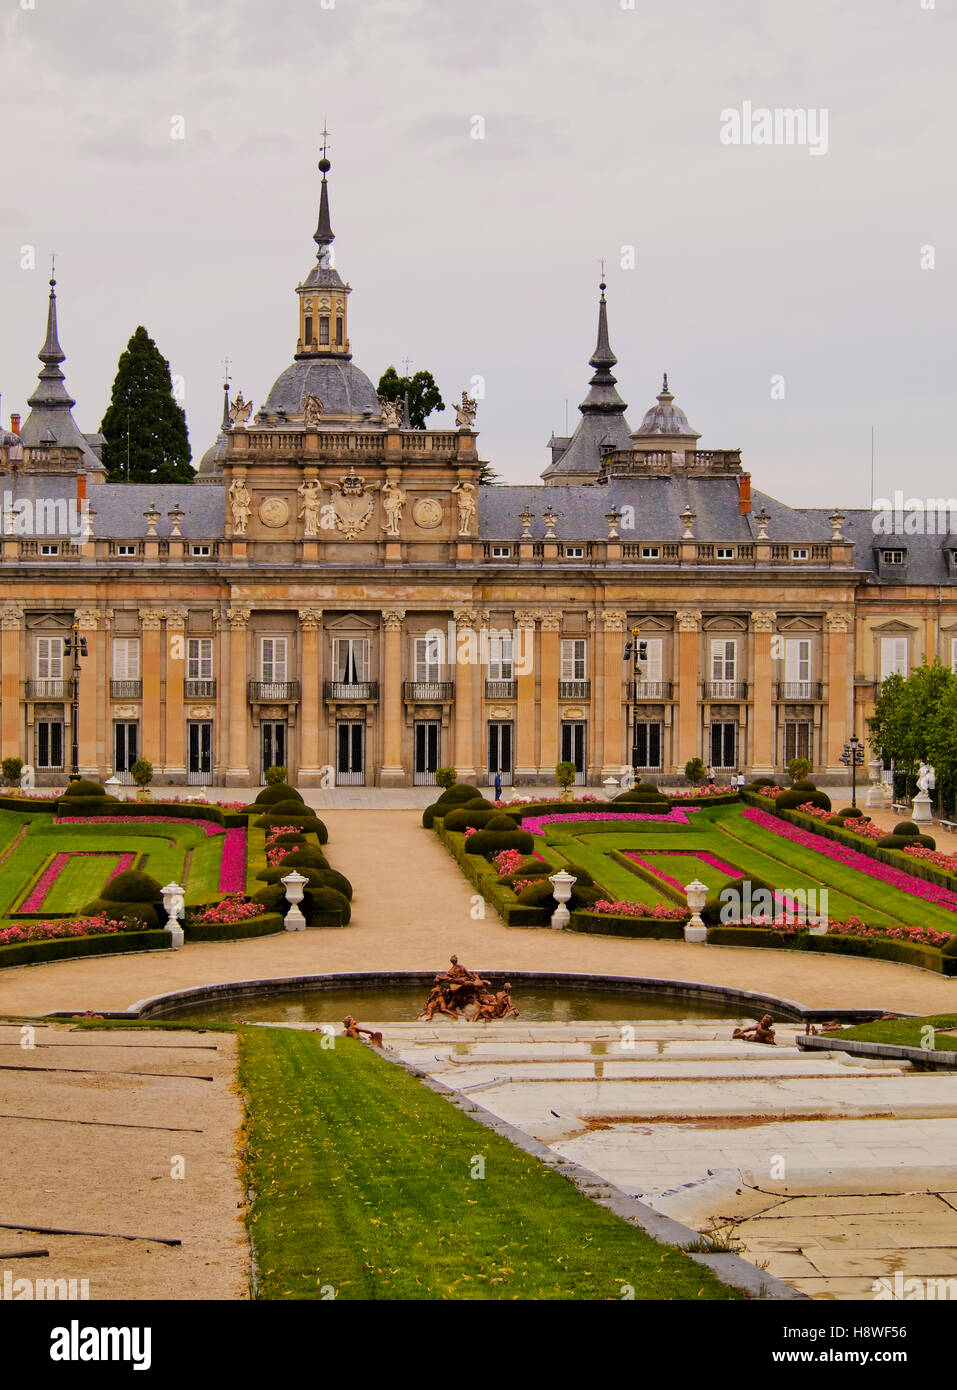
[424,773,957,975]
[0,772,353,970]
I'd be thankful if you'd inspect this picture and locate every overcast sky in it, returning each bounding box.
[1,0,953,508]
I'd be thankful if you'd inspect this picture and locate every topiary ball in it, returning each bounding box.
[267,833,310,849]
[308,886,351,927]
[484,813,519,831]
[271,848,328,870]
[839,807,864,818]
[442,806,501,833]
[61,779,107,798]
[791,779,817,791]
[82,898,159,931]
[249,883,287,912]
[877,834,918,850]
[99,869,164,904]
[912,834,936,850]
[701,875,775,926]
[317,867,353,900]
[254,784,304,807]
[436,784,485,806]
[893,821,919,837]
[465,828,534,857]
[255,812,328,843]
[751,777,777,787]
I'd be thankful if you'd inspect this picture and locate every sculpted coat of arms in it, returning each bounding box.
[331,472,375,539]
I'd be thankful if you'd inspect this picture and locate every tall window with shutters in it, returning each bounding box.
[112,638,140,680]
[710,639,737,682]
[260,637,288,683]
[560,639,587,681]
[880,637,908,681]
[487,632,514,681]
[639,639,663,684]
[784,639,811,695]
[413,635,443,682]
[187,638,213,681]
[36,636,64,680]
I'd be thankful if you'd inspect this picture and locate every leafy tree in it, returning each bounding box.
[555,760,577,794]
[434,766,458,790]
[684,757,705,785]
[869,661,956,804]
[787,756,812,782]
[100,326,193,483]
[376,366,445,429]
[478,463,501,485]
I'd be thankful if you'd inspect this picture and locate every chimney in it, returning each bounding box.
[77,473,87,505]
[10,413,20,435]
[738,472,752,514]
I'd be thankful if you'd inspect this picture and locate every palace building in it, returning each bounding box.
[1,155,955,788]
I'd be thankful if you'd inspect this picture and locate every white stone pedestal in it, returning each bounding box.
[866,782,892,807]
[912,792,934,824]
[284,904,306,932]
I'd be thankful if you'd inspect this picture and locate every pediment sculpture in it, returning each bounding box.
[331,472,376,540]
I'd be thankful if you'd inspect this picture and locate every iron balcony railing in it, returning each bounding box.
[558,679,591,699]
[323,680,378,701]
[110,679,142,699]
[27,678,67,699]
[633,680,673,700]
[248,680,300,702]
[485,679,517,699]
[185,679,217,699]
[703,680,748,700]
[776,681,823,700]
[404,681,455,702]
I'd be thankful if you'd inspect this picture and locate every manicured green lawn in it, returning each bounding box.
[833,1014,957,1052]
[239,1027,739,1301]
[0,809,28,855]
[533,806,957,931]
[0,815,230,913]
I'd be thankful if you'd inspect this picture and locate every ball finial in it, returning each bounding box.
[318,156,331,174]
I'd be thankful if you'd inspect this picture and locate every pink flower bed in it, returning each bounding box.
[19,851,135,913]
[57,816,225,837]
[743,806,957,914]
[624,849,740,894]
[903,843,957,873]
[522,808,693,837]
[0,913,142,947]
[187,896,262,926]
[593,899,687,919]
[218,828,247,894]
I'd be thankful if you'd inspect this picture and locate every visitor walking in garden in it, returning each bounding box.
[494,771,502,801]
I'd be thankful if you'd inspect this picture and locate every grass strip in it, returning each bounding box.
[238,1027,738,1302]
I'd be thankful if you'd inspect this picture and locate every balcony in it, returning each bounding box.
[776,681,823,701]
[110,679,142,699]
[559,680,591,700]
[633,680,673,700]
[404,681,454,702]
[323,680,378,701]
[485,679,517,699]
[703,681,748,700]
[27,678,67,699]
[185,679,217,699]
[248,680,300,703]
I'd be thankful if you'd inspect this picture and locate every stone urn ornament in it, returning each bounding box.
[684,878,709,943]
[161,881,185,949]
[548,869,576,930]
[281,869,308,931]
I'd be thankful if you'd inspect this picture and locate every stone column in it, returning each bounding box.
[514,609,538,782]
[452,609,477,780]
[138,608,164,769]
[379,607,406,786]
[825,610,850,772]
[163,607,188,780]
[225,606,251,786]
[76,607,111,778]
[750,609,777,776]
[538,610,562,775]
[298,607,323,785]
[0,603,24,761]
[600,609,626,777]
[675,610,702,773]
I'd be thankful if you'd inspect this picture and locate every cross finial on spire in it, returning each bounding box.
[222,355,232,385]
[50,251,57,285]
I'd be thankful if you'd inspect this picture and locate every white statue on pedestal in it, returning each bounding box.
[917,760,936,794]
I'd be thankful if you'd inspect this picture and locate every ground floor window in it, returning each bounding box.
[709,722,737,769]
[783,720,812,764]
[560,721,587,785]
[36,720,64,770]
[632,721,662,770]
[336,721,365,786]
[113,721,139,783]
[261,721,287,783]
[487,721,513,785]
[413,720,440,785]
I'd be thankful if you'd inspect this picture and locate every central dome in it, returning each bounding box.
[262,358,381,420]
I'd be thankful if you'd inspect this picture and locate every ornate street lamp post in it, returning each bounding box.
[64,618,88,783]
[840,733,865,809]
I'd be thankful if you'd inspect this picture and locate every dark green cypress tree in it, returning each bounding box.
[100,326,193,483]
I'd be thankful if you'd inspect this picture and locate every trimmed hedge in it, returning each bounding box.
[56,799,228,826]
[81,901,160,931]
[464,828,535,857]
[705,925,956,974]
[441,806,502,833]
[0,928,170,970]
[777,807,957,895]
[60,779,106,798]
[99,869,164,904]
[254,812,328,843]
[422,794,489,829]
[894,821,919,837]
[568,911,686,939]
[436,783,485,806]
[309,886,350,928]
[775,789,831,812]
[253,784,305,807]
[0,796,58,814]
[184,913,284,942]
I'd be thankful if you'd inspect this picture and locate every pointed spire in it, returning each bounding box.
[221,379,230,431]
[313,131,334,265]
[579,280,627,415]
[28,275,75,410]
[589,280,618,371]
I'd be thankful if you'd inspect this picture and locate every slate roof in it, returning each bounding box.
[6,476,225,540]
[19,283,105,473]
[262,358,380,418]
